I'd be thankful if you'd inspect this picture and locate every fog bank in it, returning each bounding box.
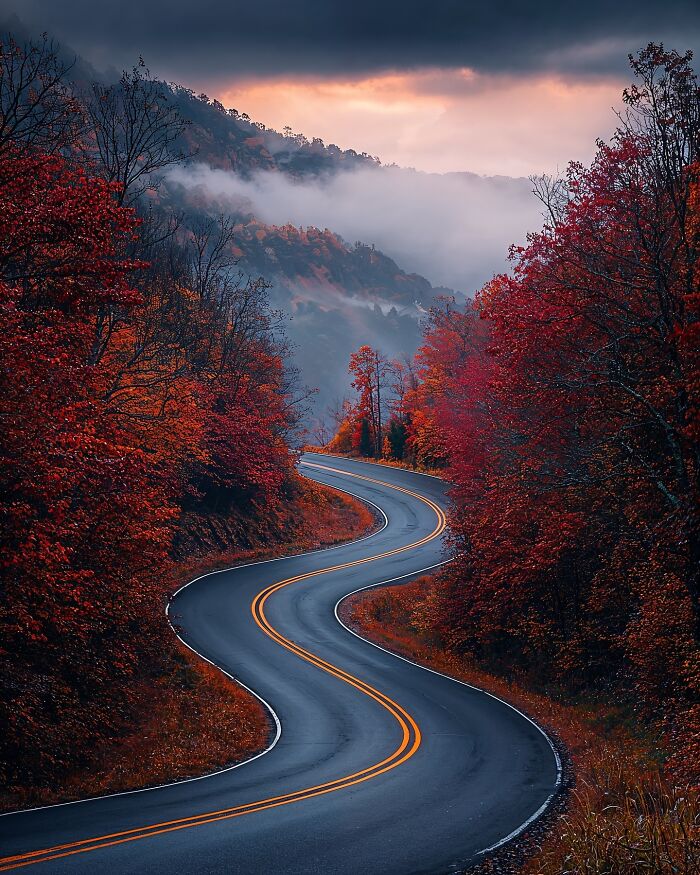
[167,163,541,294]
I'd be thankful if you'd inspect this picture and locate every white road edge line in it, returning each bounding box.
[333,561,564,859]
[306,451,446,481]
[0,464,388,819]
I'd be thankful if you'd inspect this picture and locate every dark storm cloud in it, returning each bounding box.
[2,0,699,84]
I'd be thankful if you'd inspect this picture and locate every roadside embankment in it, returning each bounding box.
[1,478,377,813]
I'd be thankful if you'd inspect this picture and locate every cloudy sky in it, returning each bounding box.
[3,1,699,173]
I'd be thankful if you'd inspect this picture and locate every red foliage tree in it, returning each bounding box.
[0,145,167,779]
[408,46,700,783]
[348,345,389,457]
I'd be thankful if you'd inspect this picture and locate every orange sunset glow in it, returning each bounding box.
[219,68,623,175]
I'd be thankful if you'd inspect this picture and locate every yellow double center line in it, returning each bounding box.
[0,463,446,871]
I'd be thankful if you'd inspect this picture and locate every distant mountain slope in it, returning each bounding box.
[170,85,380,178]
[160,176,443,416]
[162,170,448,308]
[230,224,438,304]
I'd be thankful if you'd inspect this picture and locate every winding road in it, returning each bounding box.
[0,454,560,874]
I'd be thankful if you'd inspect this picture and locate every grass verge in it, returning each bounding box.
[302,445,445,478]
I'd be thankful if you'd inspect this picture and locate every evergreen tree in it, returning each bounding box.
[387,419,408,460]
[358,417,373,457]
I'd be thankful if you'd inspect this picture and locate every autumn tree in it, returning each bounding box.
[0,33,82,156]
[0,38,301,789]
[84,60,191,206]
[348,344,389,457]
[0,144,160,782]
[327,398,355,453]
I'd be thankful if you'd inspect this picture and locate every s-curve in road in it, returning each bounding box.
[0,453,560,875]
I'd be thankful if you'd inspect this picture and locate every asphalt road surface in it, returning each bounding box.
[0,453,560,874]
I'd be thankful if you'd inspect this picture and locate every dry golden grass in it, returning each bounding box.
[529,762,700,875]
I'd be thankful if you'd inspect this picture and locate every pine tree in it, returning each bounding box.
[358,417,373,457]
[387,419,408,460]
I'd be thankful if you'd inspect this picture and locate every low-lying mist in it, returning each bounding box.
[167,163,541,295]
[165,160,543,423]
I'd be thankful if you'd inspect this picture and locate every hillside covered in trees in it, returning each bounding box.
[169,81,382,178]
[155,90,454,417]
[138,75,460,420]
